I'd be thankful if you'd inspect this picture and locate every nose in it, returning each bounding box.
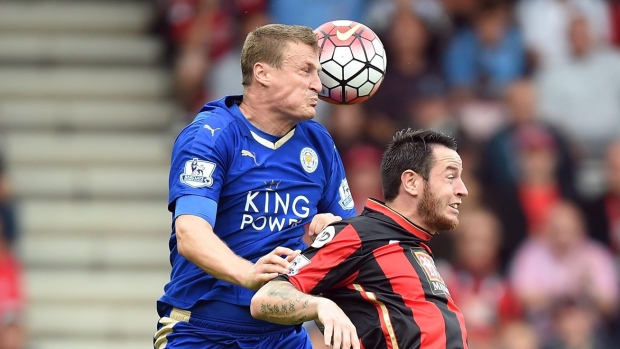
[456,178,468,198]
[310,72,323,93]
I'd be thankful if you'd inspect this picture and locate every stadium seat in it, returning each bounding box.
[0,1,176,348]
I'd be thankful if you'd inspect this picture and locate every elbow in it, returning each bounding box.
[250,290,266,320]
[175,220,195,260]
[176,231,190,259]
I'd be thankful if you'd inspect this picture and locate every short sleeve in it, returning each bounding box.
[284,222,363,295]
[168,114,233,212]
[317,143,357,218]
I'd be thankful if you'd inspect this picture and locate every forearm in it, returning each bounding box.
[176,215,252,287]
[251,280,320,325]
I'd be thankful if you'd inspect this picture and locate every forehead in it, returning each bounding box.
[430,145,462,170]
[282,41,320,64]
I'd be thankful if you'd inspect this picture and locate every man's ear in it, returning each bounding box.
[253,62,270,86]
[401,170,421,197]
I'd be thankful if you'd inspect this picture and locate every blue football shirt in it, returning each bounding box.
[159,96,356,310]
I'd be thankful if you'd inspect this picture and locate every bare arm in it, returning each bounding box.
[250,280,320,324]
[251,280,359,349]
[175,215,299,290]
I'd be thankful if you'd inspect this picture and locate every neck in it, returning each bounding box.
[239,89,296,137]
[385,199,435,235]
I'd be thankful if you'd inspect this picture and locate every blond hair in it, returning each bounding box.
[240,24,319,86]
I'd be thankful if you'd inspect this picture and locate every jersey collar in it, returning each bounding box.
[228,97,297,150]
[250,129,295,150]
[365,198,433,241]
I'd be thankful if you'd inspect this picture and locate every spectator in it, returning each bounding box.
[611,0,620,48]
[366,0,480,36]
[516,0,610,70]
[478,79,577,190]
[0,230,25,349]
[509,201,619,344]
[364,10,434,146]
[443,0,526,100]
[536,15,620,160]
[342,144,383,214]
[269,0,369,29]
[495,320,541,349]
[206,10,270,100]
[325,104,369,153]
[170,0,220,115]
[171,0,269,117]
[408,74,459,137]
[545,299,611,349]
[581,139,620,255]
[503,127,572,257]
[440,208,522,349]
[477,80,578,268]
[0,141,18,247]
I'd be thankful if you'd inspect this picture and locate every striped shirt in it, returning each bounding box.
[279,198,468,349]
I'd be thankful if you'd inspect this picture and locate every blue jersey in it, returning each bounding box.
[159,95,356,311]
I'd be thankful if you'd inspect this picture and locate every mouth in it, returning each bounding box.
[448,203,460,212]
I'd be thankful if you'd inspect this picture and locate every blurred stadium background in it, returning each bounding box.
[0,1,173,348]
[0,0,619,349]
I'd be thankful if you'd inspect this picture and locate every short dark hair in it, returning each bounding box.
[380,129,458,201]
[240,24,320,86]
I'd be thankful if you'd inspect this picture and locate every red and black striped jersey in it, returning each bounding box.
[279,198,468,349]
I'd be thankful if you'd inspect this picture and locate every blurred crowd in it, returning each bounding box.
[0,140,25,349]
[150,0,620,348]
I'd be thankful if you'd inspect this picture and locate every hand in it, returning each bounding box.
[316,298,359,349]
[243,247,300,291]
[307,213,342,241]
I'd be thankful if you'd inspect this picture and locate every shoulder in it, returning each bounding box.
[596,49,620,64]
[297,121,338,153]
[310,220,359,249]
[298,120,333,139]
[507,26,524,42]
[334,215,373,237]
[193,97,240,133]
[193,112,236,135]
[513,238,547,260]
[584,239,614,257]
[451,29,476,45]
[178,100,240,143]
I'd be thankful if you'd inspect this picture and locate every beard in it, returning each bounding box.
[417,182,459,232]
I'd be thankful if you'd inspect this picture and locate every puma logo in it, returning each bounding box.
[203,124,221,136]
[336,23,362,41]
[241,150,258,165]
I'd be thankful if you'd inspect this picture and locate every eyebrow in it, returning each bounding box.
[443,164,461,172]
[306,60,321,72]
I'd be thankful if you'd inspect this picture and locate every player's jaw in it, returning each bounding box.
[418,183,460,232]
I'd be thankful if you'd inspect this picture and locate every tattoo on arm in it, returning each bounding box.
[259,281,316,324]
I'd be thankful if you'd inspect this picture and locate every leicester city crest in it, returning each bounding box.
[300,147,319,173]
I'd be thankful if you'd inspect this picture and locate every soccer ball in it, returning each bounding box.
[314,20,387,105]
